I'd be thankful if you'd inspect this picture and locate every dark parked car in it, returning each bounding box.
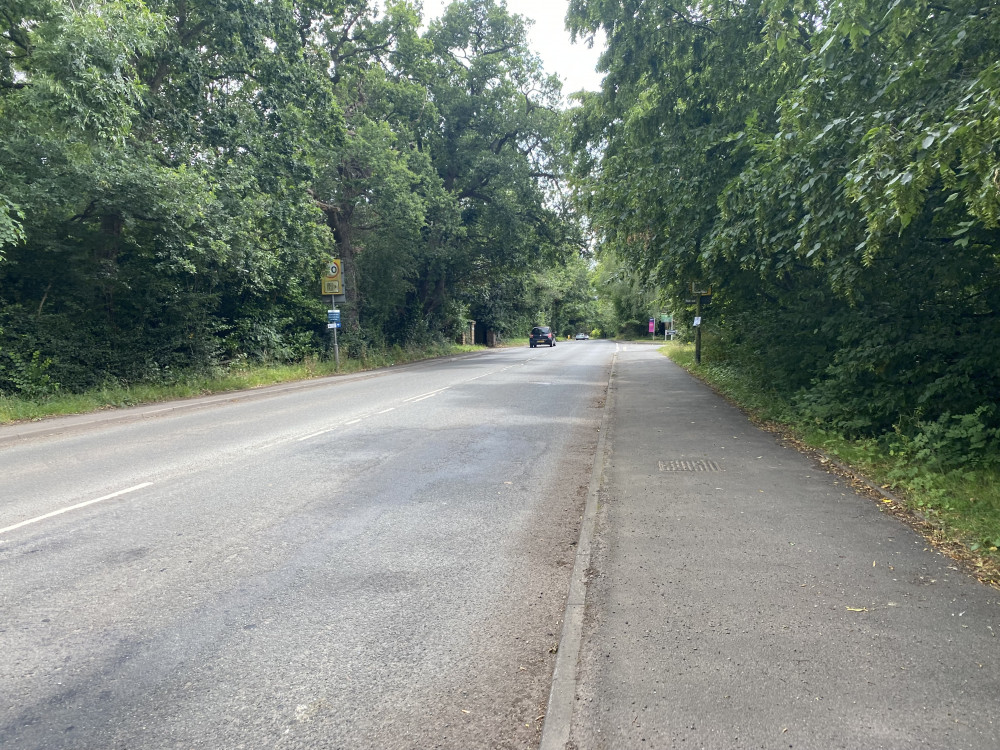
[529,326,556,347]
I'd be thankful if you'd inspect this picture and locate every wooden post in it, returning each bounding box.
[695,295,702,365]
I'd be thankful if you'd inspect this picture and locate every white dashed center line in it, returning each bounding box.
[404,388,449,403]
[297,429,334,442]
[0,483,154,536]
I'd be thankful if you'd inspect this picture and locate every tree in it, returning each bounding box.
[567,0,1000,462]
[1,0,341,389]
[0,0,587,397]
[423,0,575,336]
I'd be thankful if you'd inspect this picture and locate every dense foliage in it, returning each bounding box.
[0,0,588,394]
[568,0,1000,466]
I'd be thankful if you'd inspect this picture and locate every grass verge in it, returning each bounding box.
[0,342,486,425]
[661,342,1000,586]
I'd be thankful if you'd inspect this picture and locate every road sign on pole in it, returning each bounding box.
[322,259,343,295]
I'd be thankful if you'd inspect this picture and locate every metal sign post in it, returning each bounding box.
[327,307,341,370]
[322,260,346,371]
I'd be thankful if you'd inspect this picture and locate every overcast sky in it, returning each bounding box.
[417,0,606,98]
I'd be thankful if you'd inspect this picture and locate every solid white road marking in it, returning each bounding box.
[0,483,155,536]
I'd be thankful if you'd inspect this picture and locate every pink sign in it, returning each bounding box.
[648,318,655,333]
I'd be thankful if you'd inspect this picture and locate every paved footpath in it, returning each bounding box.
[558,345,999,750]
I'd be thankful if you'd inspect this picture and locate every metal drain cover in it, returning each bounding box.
[659,460,722,472]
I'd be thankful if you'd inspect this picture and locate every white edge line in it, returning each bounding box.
[0,482,155,536]
[377,408,395,414]
[345,418,362,425]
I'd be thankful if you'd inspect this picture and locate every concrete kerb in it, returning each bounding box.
[539,351,617,749]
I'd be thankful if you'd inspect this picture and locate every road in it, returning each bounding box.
[6,341,999,750]
[0,341,611,750]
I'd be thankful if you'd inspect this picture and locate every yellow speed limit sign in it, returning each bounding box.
[322,259,343,295]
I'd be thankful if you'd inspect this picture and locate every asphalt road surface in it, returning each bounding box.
[0,341,610,750]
